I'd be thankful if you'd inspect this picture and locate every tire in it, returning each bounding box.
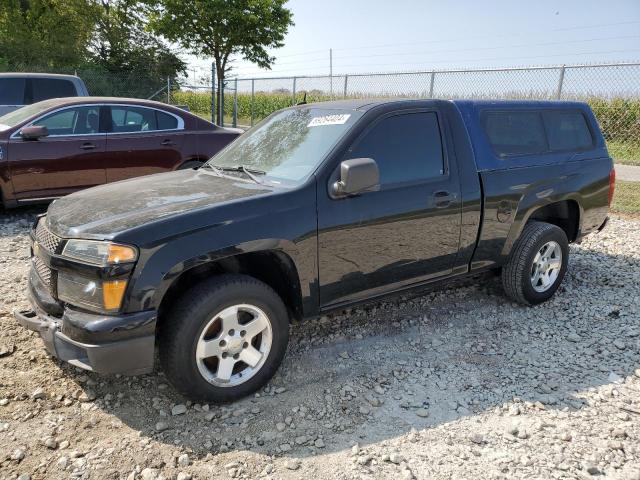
[177,160,203,170]
[159,274,289,402]
[502,221,569,305]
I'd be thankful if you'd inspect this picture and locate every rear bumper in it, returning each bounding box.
[17,267,156,376]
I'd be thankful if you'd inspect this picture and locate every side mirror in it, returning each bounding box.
[20,125,49,141]
[332,158,380,197]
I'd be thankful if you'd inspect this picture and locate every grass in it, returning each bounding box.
[608,141,640,166]
[611,180,640,215]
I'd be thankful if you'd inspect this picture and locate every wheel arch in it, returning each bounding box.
[156,248,304,334]
[503,197,582,258]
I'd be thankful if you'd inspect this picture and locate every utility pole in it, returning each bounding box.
[329,48,333,97]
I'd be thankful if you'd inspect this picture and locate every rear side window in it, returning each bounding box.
[0,78,26,104]
[544,111,593,151]
[348,112,444,185]
[31,78,77,102]
[483,111,548,156]
[482,109,595,157]
[110,106,157,132]
[156,110,179,130]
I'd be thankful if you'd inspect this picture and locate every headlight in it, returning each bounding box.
[62,239,137,265]
[58,271,128,313]
[58,239,137,313]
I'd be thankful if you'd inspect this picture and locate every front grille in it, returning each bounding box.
[33,256,58,296]
[35,220,62,254]
[33,219,61,297]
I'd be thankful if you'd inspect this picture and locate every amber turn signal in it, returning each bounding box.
[107,244,137,264]
[102,279,128,311]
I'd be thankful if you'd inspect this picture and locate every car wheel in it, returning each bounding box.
[502,221,569,305]
[159,274,289,402]
[177,160,203,170]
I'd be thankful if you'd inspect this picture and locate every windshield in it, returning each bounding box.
[206,107,362,185]
[0,99,62,132]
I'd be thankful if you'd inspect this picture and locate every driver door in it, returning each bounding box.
[8,105,107,201]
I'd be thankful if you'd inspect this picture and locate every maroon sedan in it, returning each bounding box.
[0,97,241,208]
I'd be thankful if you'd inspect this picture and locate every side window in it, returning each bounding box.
[31,79,77,103]
[348,112,444,185]
[33,106,100,136]
[110,106,158,133]
[156,110,179,130]
[0,78,26,105]
[483,111,548,156]
[544,111,593,151]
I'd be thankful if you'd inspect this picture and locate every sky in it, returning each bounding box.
[185,0,640,83]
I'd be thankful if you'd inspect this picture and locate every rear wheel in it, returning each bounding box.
[502,222,569,305]
[159,274,289,402]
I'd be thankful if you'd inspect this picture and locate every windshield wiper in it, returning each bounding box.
[214,165,266,184]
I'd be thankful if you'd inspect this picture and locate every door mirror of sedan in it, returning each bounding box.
[332,158,380,197]
[20,125,49,141]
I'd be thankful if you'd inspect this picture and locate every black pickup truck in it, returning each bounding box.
[15,99,614,402]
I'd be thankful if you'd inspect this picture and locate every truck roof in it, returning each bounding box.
[304,98,589,111]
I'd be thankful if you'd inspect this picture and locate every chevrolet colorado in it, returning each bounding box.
[15,99,614,402]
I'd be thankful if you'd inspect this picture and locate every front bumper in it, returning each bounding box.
[16,268,156,376]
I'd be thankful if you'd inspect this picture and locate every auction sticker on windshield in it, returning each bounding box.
[307,114,351,127]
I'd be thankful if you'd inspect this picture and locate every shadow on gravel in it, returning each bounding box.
[48,242,639,463]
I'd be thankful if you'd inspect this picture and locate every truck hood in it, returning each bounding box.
[46,169,273,238]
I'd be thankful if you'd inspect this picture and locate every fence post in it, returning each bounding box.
[167,77,171,104]
[556,65,566,100]
[429,71,435,98]
[251,79,255,127]
[211,63,216,124]
[292,77,297,105]
[343,75,348,98]
[220,80,225,127]
[233,78,238,128]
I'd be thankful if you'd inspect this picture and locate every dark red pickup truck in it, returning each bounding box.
[0,97,241,207]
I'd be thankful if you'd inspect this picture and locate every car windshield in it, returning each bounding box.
[205,107,362,185]
[0,99,62,132]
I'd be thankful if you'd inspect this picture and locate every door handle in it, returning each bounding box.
[432,190,455,208]
[161,139,175,146]
[80,143,96,150]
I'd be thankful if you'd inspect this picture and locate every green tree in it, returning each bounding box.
[149,0,293,123]
[0,0,97,70]
[85,0,185,97]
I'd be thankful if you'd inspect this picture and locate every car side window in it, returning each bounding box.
[0,78,26,105]
[32,106,100,136]
[347,112,444,185]
[543,111,593,151]
[110,106,158,133]
[483,111,548,156]
[30,79,77,103]
[157,110,179,130]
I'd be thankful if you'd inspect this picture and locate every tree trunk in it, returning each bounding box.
[216,64,225,125]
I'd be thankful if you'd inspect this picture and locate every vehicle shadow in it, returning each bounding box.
[55,241,639,466]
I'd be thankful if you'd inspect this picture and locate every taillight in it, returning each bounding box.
[608,168,616,207]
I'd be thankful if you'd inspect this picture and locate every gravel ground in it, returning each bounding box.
[1,208,639,480]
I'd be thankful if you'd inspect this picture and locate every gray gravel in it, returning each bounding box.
[1,208,639,479]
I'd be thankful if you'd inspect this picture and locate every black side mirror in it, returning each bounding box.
[332,158,380,197]
[20,125,49,141]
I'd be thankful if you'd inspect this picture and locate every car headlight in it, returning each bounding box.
[58,272,128,313]
[58,240,137,313]
[62,239,137,265]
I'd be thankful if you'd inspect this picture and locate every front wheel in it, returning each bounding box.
[502,221,569,305]
[159,274,290,402]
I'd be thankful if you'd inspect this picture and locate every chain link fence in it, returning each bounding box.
[201,63,640,168]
